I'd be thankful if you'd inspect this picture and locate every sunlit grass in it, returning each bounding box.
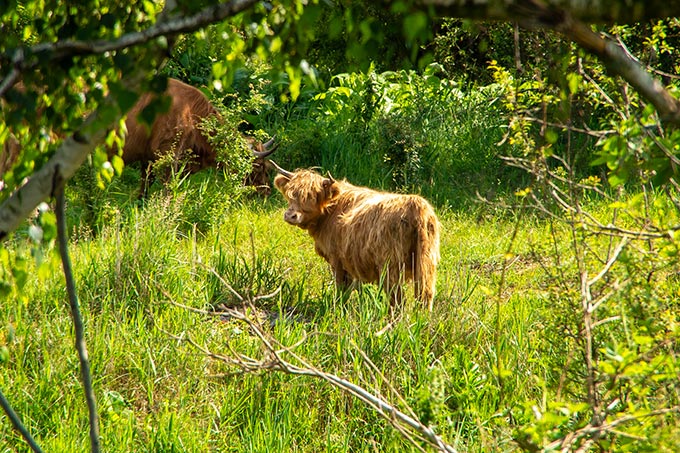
[0,184,560,452]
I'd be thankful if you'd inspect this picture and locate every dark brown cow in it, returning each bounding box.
[272,162,440,311]
[1,78,276,196]
[112,78,276,197]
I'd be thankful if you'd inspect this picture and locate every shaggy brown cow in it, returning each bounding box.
[113,78,276,197]
[273,162,440,311]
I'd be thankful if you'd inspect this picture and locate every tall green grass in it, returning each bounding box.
[261,66,517,208]
[1,179,557,452]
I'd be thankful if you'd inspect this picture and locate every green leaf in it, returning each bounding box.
[11,268,27,290]
[608,173,626,187]
[566,73,582,94]
[111,154,125,175]
[0,346,9,364]
[0,281,11,298]
[149,74,169,94]
[40,211,57,242]
[545,129,558,144]
[403,11,428,43]
[138,95,171,128]
[110,83,139,114]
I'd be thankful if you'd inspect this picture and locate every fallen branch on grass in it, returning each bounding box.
[157,293,457,453]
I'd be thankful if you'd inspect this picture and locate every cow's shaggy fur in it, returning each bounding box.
[1,78,275,196]
[275,169,440,310]
[113,78,219,197]
[114,78,273,197]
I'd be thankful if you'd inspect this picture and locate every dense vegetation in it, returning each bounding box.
[2,3,680,452]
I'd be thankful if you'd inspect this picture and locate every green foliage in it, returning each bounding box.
[432,20,570,87]
[267,65,509,203]
[299,0,434,76]
[507,192,680,451]
[0,0,169,199]
[481,18,680,450]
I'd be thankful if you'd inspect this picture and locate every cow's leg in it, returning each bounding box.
[333,265,354,302]
[385,266,405,316]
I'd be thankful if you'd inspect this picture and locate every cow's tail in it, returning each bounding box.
[413,200,440,311]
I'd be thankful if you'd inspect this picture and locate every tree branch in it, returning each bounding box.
[159,294,458,453]
[54,171,100,453]
[0,387,44,453]
[422,0,680,128]
[421,0,679,25]
[0,0,262,240]
[0,0,260,97]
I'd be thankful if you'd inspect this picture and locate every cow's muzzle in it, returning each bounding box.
[284,209,302,225]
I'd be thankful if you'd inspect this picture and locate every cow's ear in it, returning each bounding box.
[274,174,289,191]
[322,178,339,199]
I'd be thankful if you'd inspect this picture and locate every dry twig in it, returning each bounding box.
[158,288,457,453]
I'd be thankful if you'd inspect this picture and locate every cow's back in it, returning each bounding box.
[314,187,439,284]
[119,79,219,165]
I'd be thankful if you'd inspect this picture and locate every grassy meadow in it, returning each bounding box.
[2,68,680,452]
[1,185,556,452]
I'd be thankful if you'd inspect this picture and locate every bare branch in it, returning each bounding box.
[158,285,458,453]
[0,71,143,240]
[55,173,100,452]
[0,0,265,240]
[522,116,616,138]
[502,155,680,240]
[587,238,628,287]
[0,387,44,453]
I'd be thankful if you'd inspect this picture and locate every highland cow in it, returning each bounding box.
[273,162,440,311]
[112,78,276,197]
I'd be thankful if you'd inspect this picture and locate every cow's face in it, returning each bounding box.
[244,158,272,196]
[274,170,338,229]
[245,136,277,196]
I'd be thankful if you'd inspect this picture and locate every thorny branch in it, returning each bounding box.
[157,291,457,453]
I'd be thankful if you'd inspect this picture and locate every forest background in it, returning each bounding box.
[2,1,680,452]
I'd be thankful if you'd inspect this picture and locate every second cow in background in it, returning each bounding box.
[112,78,277,197]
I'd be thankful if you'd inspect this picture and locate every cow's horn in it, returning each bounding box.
[326,172,335,184]
[268,159,294,179]
[251,135,278,158]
